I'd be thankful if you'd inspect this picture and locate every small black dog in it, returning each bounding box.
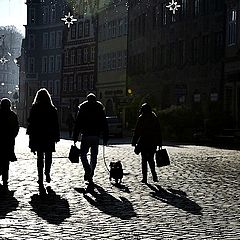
[109,161,123,184]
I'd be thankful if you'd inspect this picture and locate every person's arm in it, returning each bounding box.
[54,109,60,142]
[26,107,33,135]
[14,113,20,137]
[73,109,81,143]
[132,117,141,146]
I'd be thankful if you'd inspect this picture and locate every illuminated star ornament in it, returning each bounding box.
[61,12,77,28]
[166,0,181,14]
[0,57,9,65]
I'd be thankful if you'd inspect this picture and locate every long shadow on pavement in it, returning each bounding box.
[75,184,136,220]
[147,184,202,215]
[29,186,71,224]
[0,186,19,219]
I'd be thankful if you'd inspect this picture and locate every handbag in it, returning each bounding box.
[68,144,80,163]
[134,143,141,155]
[155,147,170,167]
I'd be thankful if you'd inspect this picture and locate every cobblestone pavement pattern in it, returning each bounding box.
[0,128,239,240]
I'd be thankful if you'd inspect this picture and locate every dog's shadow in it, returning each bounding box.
[111,182,130,193]
[75,184,136,220]
[147,184,202,215]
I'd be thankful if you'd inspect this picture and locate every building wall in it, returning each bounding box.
[97,0,128,118]
[224,0,240,128]
[0,27,22,102]
[60,4,97,128]
[128,0,226,119]
[24,0,66,122]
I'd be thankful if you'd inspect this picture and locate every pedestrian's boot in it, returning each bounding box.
[37,172,44,186]
[152,171,158,182]
[2,182,9,192]
[141,173,147,183]
[45,172,51,183]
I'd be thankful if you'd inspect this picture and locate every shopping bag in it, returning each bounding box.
[155,148,170,167]
[68,145,80,163]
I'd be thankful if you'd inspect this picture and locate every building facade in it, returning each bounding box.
[224,0,240,128]
[96,0,128,120]
[60,2,98,128]
[24,0,67,122]
[0,27,22,104]
[127,0,226,126]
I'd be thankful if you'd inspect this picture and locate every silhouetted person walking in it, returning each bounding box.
[132,103,162,183]
[27,88,60,186]
[73,93,108,185]
[0,98,19,191]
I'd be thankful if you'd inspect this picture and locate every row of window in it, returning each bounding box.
[130,0,224,16]
[129,32,224,73]
[62,74,94,92]
[70,20,91,39]
[152,0,224,25]
[28,31,62,50]
[27,55,62,74]
[129,14,145,41]
[41,80,60,96]
[28,5,58,25]
[42,55,62,73]
[175,92,218,105]
[98,50,127,72]
[64,46,95,66]
[98,17,128,41]
[129,0,225,39]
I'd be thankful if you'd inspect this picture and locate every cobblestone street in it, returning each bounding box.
[0,128,239,240]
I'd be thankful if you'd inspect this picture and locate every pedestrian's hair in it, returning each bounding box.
[33,88,54,107]
[140,103,152,115]
[0,98,11,110]
[87,93,96,102]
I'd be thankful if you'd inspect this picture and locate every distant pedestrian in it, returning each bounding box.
[132,103,162,183]
[66,112,74,138]
[27,88,60,186]
[0,98,19,191]
[73,93,109,185]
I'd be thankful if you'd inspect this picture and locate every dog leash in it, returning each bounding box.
[102,144,110,173]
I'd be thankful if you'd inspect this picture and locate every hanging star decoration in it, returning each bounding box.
[61,12,77,28]
[166,0,181,14]
[0,57,9,65]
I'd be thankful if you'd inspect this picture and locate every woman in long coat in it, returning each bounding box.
[0,98,19,190]
[27,88,60,185]
[132,103,162,183]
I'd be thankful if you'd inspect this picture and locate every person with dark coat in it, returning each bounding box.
[0,98,19,190]
[132,103,162,183]
[27,88,60,186]
[73,93,109,185]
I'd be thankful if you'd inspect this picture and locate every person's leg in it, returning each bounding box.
[89,136,99,180]
[2,161,10,189]
[141,151,148,183]
[80,136,91,181]
[45,152,52,183]
[147,151,158,182]
[37,151,44,184]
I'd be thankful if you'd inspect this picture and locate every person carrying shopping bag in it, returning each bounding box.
[132,103,162,183]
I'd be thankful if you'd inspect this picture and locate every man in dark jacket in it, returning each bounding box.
[73,93,108,184]
[0,98,19,190]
